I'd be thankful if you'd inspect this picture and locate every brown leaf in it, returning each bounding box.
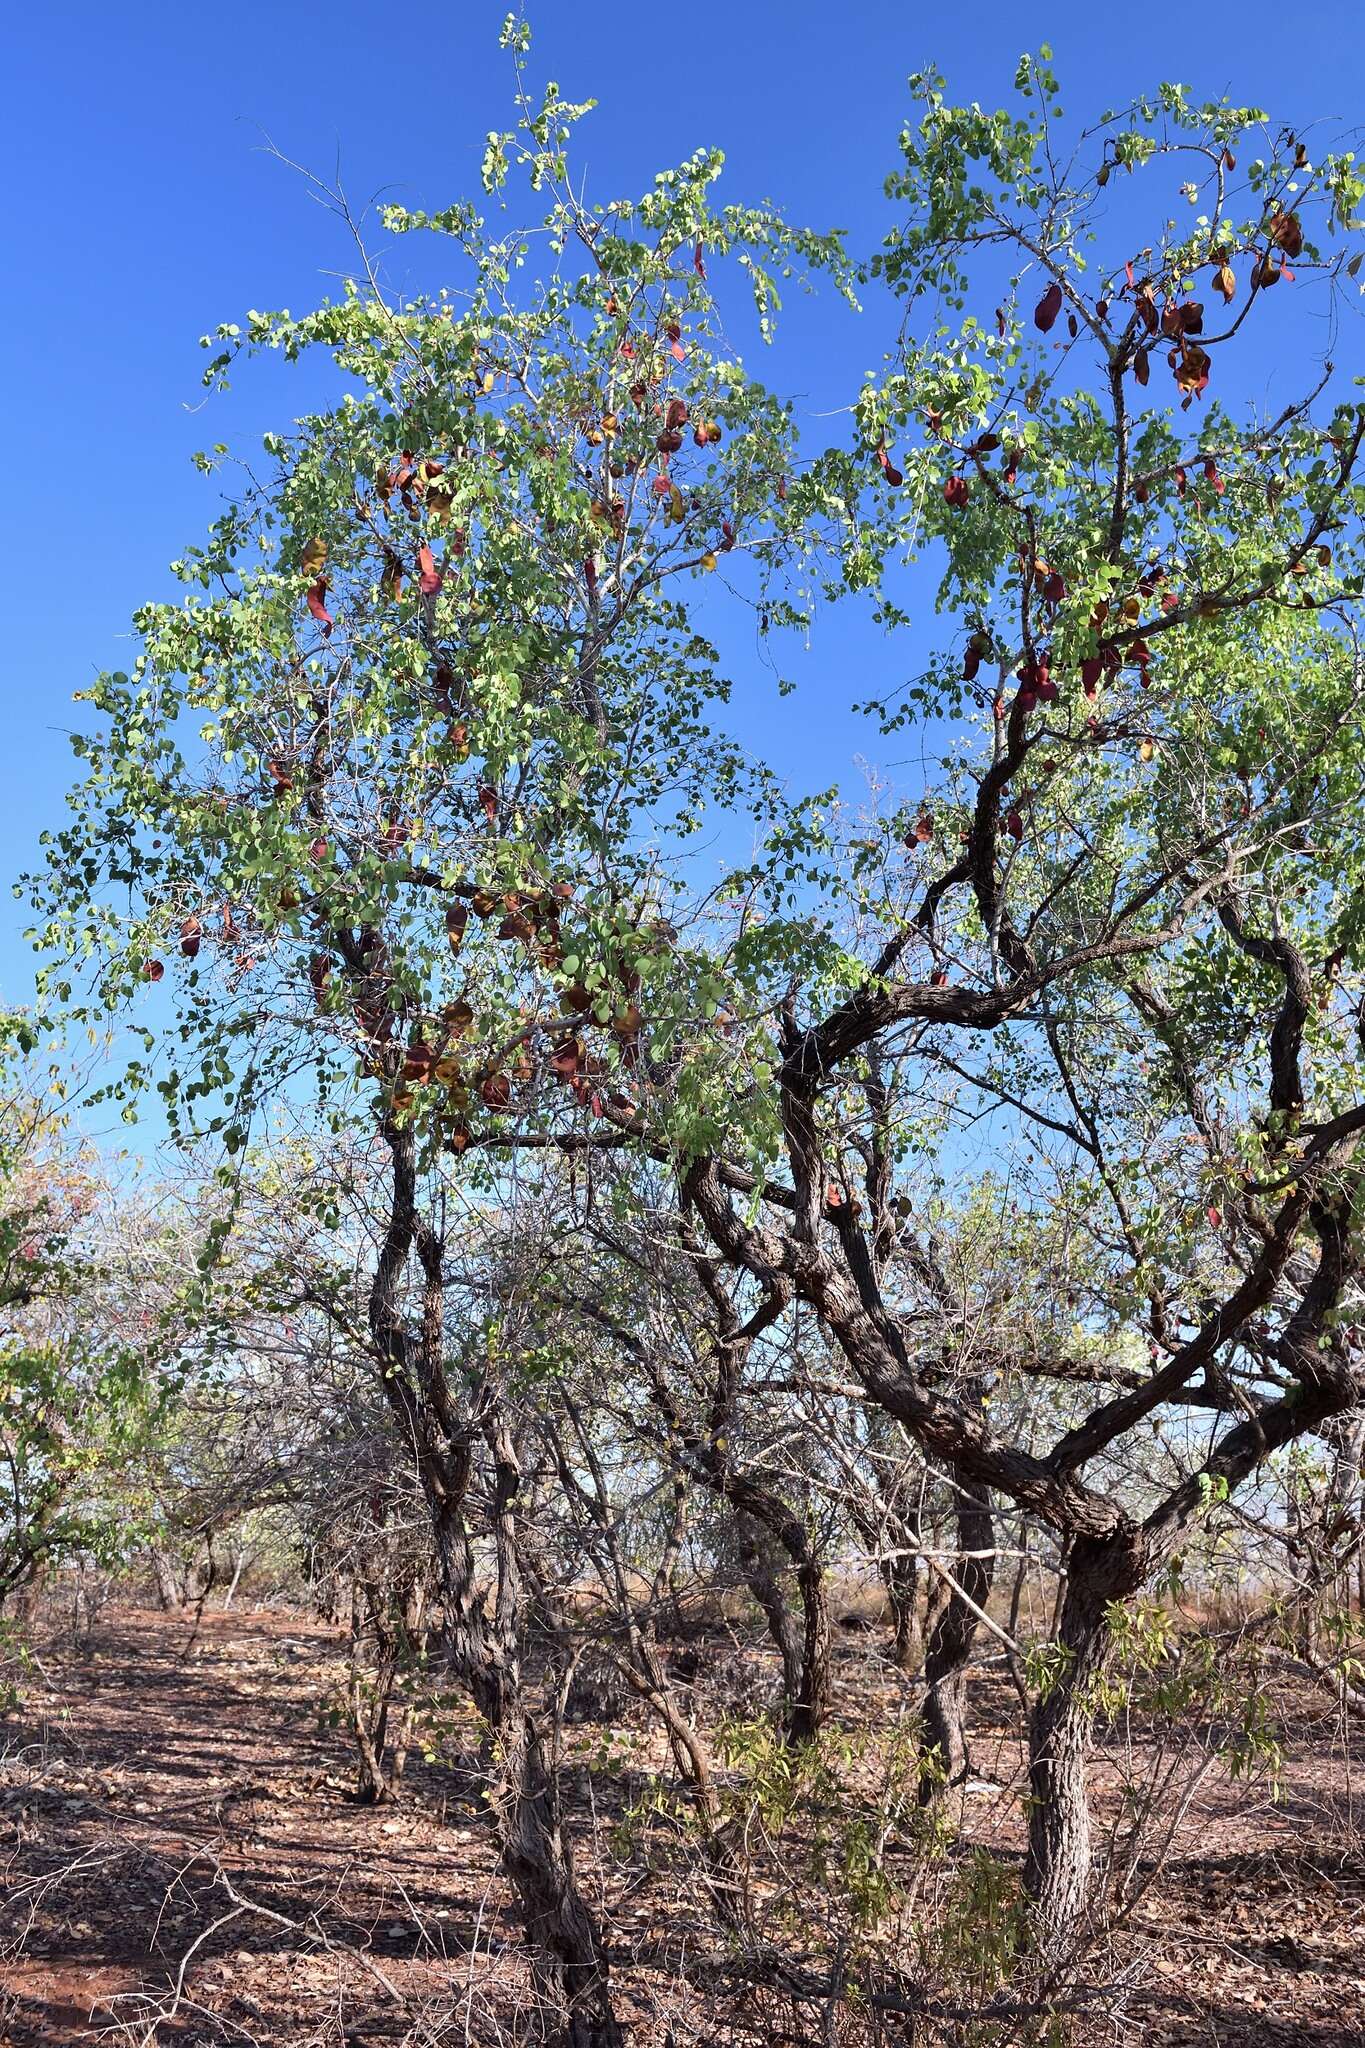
[1270,210,1303,258]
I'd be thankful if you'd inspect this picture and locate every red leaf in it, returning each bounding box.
[911,810,934,844]
[1005,808,1023,842]
[481,1072,512,1109]
[943,474,969,508]
[550,1036,584,1079]
[179,917,201,960]
[694,242,706,277]
[309,836,329,861]
[445,902,468,951]
[1081,656,1102,698]
[479,785,498,825]
[402,1041,436,1083]
[144,958,165,982]
[1034,281,1063,332]
[883,462,903,488]
[417,543,443,596]
[1203,457,1224,493]
[963,643,982,682]
[1207,1204,1222,1230]
[876,446,904,488]
[584,554,598,595]
[305,578,333,636]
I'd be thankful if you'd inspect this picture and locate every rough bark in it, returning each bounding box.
[734,1506,831,1742]
[918,1481,993,1797]
[735,1511,804,1712]
[881,1541,922,1671]
[369,1120,621,2047]
[151,1548,184,1612]
[1023,1530,1145,1954]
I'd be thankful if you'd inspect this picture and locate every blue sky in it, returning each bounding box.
[5,0,1365,1038]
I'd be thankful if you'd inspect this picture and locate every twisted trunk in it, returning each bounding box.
[370,1121,621,2047]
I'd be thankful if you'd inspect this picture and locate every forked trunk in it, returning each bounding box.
[369,1121,621,2046]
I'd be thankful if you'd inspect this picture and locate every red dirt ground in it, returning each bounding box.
[1,1605,1363,2045]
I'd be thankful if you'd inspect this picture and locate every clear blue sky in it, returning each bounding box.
[5,0,1365,1024]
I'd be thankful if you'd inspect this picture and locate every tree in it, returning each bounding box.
[35,28,1365,2004]
[32,29,853,2041]
[0,1016,177,1615]
[665,66,1365,1951]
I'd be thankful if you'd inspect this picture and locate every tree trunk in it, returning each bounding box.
[496,1710,622,2047]
[918,1481,993,1798]
[881,1537,922,1671]
[735,1511,804,1714]
[1023,1531,1145,1955]
[151,1549,183,1612]
[427,1431,620,2047]
[368,1120,621,2047]
[791,1552,831,1744]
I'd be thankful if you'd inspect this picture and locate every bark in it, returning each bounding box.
[918,1481,993,1797]
[151,1548,184,1612]
[734,1507,831,1742]
[793,1552,832,1746]
[1023,1530,1146,1956]
[368,1120,621,2046]
[881,1540,922,1671]
[735,1511,804,1712]
[440,1490,621,2048]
